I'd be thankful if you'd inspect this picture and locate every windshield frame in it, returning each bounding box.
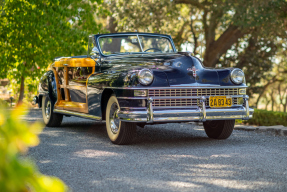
[95,33,177,57]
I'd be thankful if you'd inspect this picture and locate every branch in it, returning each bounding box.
[203,10,208,46]
[255,76,283,107]
[190,19,198,54]
[173,21,189,49]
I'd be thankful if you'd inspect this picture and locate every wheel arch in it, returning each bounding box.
[38,70,58,108]
[101,88,114,120]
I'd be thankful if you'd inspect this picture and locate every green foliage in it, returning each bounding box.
[0,0,104,101]
[246,109,287,126]
[0,99,9,107]
[0,105,68,192]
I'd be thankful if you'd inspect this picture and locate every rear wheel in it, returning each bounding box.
[105,95,136,145]
[42,96,63,127]
[203,120,235,139]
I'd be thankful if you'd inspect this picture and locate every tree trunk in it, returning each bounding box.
[265,100,270,110]
[204,25,244,67]
[106,16,117,33]
[271,93,274,111]
[17,76,25,106]
[284,96,287,112]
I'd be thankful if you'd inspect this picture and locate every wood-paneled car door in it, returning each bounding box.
[53,58,95,113]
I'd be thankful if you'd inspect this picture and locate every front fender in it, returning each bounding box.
[38,70,57,107]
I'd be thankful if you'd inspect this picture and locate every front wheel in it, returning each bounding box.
[42,96,63,127]
[203,120,235,139]
[105,95,136,145]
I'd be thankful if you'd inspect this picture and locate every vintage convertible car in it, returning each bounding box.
[34,32,253,144]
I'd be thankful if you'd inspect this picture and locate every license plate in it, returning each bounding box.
[209,96,232,108]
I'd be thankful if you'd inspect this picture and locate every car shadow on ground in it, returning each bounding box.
[46,120,245,148]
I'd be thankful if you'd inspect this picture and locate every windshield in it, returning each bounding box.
[98,35,174,55]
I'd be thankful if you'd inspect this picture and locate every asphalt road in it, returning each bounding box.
[26,109,287,192]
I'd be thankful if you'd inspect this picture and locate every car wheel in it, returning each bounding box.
[203,120,235,139]
[105,95,136,145]
[42,96,63,127]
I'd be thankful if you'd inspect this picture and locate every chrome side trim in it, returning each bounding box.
[120,107,146,110]
[54,109,101,120]
[117,97,148,99]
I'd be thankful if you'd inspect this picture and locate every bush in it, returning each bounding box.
[246,109,287,126]
[0,105,67,192]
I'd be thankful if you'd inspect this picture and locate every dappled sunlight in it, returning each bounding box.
[51,143,67,147]
[74,149,123,158]
[168,181,201,188]
[39,160,52,164]
[40,130,63,137]
[161,154,208,160]
[192,178,276,190]
[196,163,233,169]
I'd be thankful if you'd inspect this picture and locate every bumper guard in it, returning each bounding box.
[117,95,253,123]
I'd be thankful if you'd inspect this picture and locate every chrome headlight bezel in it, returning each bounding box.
[230,69,245,85]
[138,69,154,85]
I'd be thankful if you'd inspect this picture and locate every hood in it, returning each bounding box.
[101,53,235,87]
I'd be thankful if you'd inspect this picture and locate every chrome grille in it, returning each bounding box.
[149,88,239,97]
[153,98,197,107]
[149,89,197,97]
[197,88,238,96]
[149,88,241,108]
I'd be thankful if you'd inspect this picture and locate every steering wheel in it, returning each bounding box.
[143,48,162,53]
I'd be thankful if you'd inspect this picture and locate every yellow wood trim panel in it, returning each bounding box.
[51,67,62,105]
[53,58,96,67]
[55,101,88,113]
[86,66,95,104]
[63,66,71,101]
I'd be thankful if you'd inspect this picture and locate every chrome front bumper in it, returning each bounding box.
[117,96,253,123]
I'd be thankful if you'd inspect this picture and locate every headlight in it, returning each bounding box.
[138,69,154,85]
[230,69,244,84]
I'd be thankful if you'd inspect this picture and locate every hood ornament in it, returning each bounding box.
[187,66,198,77]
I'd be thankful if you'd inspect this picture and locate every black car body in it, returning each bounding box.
[35,32,253,144]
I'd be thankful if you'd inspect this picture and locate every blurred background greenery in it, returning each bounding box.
[0,104,68,191]
[0,0,286,111]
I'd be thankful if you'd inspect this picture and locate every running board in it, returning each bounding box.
[54,109,101,121]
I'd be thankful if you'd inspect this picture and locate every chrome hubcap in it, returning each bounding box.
[109,103,120,134]
[45,101,51,119]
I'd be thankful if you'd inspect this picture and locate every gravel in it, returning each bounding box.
[26,109,287,192]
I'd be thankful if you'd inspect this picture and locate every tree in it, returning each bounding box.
[100,0,287,102]
[0,0,104,104]
[104,0,286,66]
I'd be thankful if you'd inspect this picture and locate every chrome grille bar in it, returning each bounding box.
[149,88,242,108]
[149,88,239,97]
